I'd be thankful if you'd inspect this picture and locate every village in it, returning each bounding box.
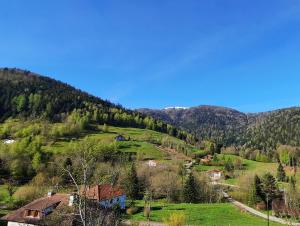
[1,131,299,226]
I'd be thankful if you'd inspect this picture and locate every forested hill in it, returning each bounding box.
[138,106,300,151]
[0,68,194,142]
[245,107,300,151]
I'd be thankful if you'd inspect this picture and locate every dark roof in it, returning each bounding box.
[85,184,125,201]
[1,193,69,223]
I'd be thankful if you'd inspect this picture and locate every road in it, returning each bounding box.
[223,191,300,226]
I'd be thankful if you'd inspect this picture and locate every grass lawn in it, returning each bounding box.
[0,185,9,205]
[195,164,223,172]
[214,154,280,186]
[128,201,284,226]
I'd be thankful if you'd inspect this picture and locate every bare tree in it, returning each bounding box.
[59,138,121,226]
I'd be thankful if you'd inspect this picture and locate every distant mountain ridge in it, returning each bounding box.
[138,105,300,150]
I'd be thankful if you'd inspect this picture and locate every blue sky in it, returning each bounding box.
[1,0,300,112]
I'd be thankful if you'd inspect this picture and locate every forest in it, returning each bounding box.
[0,68,195,143]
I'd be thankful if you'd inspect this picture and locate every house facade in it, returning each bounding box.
[85,184,126,209]
[147,160,157,167]
[207,169,222,181]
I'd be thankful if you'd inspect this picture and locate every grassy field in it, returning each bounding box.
[194,154,300,189]
[42,125,185,160]
[128,200,284,226]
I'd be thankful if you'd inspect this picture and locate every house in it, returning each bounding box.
[1,193,71,226]
[200,155,213,164]
[85,184,126,209]
[147,160,157,167]
[3,139,15,145]
[114,135,126,141]
[207,169,222,181]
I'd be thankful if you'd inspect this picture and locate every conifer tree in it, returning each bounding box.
[261,173,279,208]
[276,162,286,182]
[124,163,140,204]
[183,173,198,203]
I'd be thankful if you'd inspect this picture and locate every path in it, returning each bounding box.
[224,192,300,226]
[123,220,165,226]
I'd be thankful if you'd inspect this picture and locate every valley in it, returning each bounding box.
[0,69,299,226]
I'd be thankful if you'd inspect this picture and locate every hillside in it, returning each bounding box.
[139,106,249,145]
[138,106,300,150]
[0,68,193,142]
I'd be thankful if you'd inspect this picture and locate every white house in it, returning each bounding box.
[3,139,15,145]
[147,160,157,167]
[207,170,222,181]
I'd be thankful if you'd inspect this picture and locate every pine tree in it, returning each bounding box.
[276,163,286,182]
[261,173,279,208]
[124,163,140,204]
[254,175,263,202]
[183,173,198,203]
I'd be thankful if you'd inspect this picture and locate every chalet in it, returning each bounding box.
[1,193,71,226]
[85,184,126,209]
[207,169,222,181]
[3,139,15,145]
[114,135,126,141]
[200,155,213,164]
[147,160,157,167]
[1,185,126,226]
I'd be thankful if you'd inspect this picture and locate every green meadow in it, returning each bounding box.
[128,200,284,226]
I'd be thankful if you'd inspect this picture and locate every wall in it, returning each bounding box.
[8,222,36,226]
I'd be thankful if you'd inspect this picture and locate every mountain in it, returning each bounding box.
[139,106,249,145]
[138,105,300,151]
[0,68,193,142]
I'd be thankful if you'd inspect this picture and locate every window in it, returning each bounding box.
[26,210,39,218]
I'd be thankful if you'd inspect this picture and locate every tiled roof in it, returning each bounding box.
[85,184,125,201]
[1,193,69,223]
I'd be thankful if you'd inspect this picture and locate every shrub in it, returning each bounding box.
[14,185,38,205]
[163,212,187,226]
[126,206,139,215]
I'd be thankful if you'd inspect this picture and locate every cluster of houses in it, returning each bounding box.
[1,184,126,226]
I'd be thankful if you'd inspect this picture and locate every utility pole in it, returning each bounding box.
[267,193,269,226]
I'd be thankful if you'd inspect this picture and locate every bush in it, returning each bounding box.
[13,185,38,205]
[163,212,187,226]
[126,206,139,215]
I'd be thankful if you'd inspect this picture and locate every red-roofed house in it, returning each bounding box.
[1,193,72,226]
[85,184,126,209]
[1,185,126,226]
